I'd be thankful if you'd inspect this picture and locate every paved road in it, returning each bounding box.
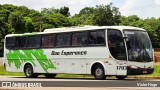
[0,76,160,90]
[0,57,3,64]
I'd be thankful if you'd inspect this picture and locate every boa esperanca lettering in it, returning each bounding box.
[51,50,87,56]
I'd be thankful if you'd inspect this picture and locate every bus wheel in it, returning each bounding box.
[24,64,38,78]
[44,74,57,78]
[116,76,127,80]
[93,64,106,80]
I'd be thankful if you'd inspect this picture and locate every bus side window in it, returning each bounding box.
[6,37,15,49]
[15,37,27,49]
[56,33,71,47]
[42,34,55,47]
[72,32,87,46]
[28,35,41,48]
[88,30,105,45]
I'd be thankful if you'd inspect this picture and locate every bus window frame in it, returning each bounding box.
[41,33,56,48]
[14,36,28,50]
[5,37,15,50]
[55,32,71,48]
[27,35,42,49]
[71,31,88,47]
[88,29,106,46]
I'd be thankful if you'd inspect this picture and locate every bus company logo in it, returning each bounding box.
[2,82,12,87]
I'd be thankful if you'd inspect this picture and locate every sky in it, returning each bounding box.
[0,0,160,19]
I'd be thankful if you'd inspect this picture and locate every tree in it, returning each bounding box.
[93,3,121,26]
[71,14,94,26]
[50,13,71,27]
[79,7,94,15]
[27,10,44,32]
[70,7,95,26]
[59,6,70,17]
[24,17,34,32]
[41,7,59,15]
[143,18,160,44]
[119,15,143,27]
[41,6,70,17]
[9,11,25,33]
[0,11,12,56]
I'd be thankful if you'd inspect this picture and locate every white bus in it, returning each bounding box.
[4,26,154,80]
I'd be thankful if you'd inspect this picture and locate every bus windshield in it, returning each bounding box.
[124,30,153,62]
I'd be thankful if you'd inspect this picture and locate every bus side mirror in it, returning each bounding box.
[118,37,128,41]
[123,37,128,41]
[123,37,128,39]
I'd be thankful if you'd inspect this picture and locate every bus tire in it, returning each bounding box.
[116,76,127,80]
[44,74,57,78]
[93,64,106,80]
[24,64,38,78]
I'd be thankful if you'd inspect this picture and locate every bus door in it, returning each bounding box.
[116,39,127,75]
[107,29,127,76]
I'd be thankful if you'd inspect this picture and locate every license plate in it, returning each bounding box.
[143,71,147,73]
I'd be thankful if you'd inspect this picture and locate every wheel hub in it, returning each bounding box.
[96,68,102,76]
[26,68,32,76]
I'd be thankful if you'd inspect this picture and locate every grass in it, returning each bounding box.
[150,63,160,76]
[0,63,160,78]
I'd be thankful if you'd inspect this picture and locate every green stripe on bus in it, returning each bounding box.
[6,49,56,73]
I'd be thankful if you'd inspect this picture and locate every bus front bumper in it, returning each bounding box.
[127,67,154,75]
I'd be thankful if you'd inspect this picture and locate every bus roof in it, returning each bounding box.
[44,25,145,32]
[5,25,145,37]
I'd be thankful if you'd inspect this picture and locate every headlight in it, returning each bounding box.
[129,65,138,69]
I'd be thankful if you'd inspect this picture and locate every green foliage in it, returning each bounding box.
[70,7,95,26]
[41,7,59,14]
[9,11,25,33]
[41,6,70,17]
[71,14,94,26]
[59,6,70,17]
[71,4,121,26]
[93,4,121,26]
[79,7,94,15]
[24,17,34,33]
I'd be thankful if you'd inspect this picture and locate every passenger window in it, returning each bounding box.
[6,37,15,49]
[89,30,105,45]
[28,35,41,48]
[107,29,126,60]
[56,33,71,47]
[42,34,55,47]
[72,32,87,46]
[15,37,27,49]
